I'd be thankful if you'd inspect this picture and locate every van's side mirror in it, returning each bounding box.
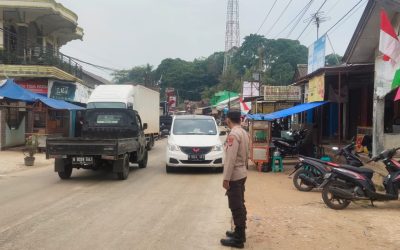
[143,123,148,130]
[219,131,227,136]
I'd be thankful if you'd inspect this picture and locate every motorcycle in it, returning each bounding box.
[321,147,400,210]
[273,128,309,158]
[290,142,366,192]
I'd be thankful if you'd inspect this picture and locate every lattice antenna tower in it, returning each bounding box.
[223,0,240,74]
[305,11,330,39]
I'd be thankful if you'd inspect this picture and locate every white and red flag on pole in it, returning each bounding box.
[379,9,400,100]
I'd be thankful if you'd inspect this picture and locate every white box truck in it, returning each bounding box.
[87,84,160,150]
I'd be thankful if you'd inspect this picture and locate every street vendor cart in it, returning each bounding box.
[248,119,272,171]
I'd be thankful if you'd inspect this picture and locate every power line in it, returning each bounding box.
[296,0,329,40]
[274,0,314,39]
[256,0,278,34]
[265,0,294,37]
[327,0,366,35]
[286,0,315,38]
[323,0,364,35]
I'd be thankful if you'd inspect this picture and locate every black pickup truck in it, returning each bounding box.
[46,108,148,180]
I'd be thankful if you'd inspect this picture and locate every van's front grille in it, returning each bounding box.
[180,147,212,155]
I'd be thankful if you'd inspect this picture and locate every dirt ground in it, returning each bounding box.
[244,163,400,250]
[0,149,53,175]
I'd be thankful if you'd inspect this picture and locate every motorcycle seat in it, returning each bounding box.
[341,165,374,179]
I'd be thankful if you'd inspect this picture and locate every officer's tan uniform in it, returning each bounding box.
[223,125,249,229]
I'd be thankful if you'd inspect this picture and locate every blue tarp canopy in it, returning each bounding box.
[247,101,328,121]
[0,79,84,110]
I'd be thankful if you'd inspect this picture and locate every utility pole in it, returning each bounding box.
[223,0,240,74]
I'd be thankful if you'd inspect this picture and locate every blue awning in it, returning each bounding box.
[0,79,84,110]
[0,79,37,102]
[247,101,328,121]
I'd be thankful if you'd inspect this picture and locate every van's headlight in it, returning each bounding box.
[168,143,180,151]
[212,144,223,151]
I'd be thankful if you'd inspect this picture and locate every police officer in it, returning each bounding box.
[221,110,249,249]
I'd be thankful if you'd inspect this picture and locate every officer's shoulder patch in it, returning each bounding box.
[227,135,235,147]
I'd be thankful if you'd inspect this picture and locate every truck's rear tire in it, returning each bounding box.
[117,154,130,180]
[138,150,148,168]
[58,164,73,180]
[146,136,154,151]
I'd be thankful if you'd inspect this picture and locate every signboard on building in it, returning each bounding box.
[16,80,48,96]
[308,35,326,74]
[48,81,91,104]
[243,81,260,98]
[49,81,77,102]
[307,74,325,102]
[263,86,301,101]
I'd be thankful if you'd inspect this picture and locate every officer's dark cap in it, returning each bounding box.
[227,110,241,120]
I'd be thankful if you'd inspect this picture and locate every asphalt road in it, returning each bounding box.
[0,140,230,250]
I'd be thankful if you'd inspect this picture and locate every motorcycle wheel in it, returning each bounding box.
[322,181,351,210]
[293,169,315,192]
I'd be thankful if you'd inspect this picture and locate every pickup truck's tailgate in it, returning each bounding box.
[46,138,118,156]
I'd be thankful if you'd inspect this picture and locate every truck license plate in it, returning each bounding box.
[188,154,205,161]
[72,156,93,164]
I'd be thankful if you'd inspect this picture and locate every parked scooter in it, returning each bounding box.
[290,142,366,192]
[321,147,400,210]
[273,128,308,158]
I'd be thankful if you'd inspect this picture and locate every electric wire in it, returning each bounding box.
[265,0,294,37]
[256,0,278,34]
[323,0,364,36]
[327,0,367,35]
[286,0,315,38]
[296,0,329,40]
[274,0,314,39]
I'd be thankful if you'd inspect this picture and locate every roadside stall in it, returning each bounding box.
[0,79,84,149]
[247,101,328,171]
[247,118,272,171]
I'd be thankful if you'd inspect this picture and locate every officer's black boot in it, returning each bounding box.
[226,228,246,242]
[221,227,245,248]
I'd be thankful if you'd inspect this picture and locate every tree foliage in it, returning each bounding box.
[113,34,309,102]
[325,53,343,66]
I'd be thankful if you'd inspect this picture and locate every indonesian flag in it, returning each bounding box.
[239,97,251,114]
[379,9,400,90]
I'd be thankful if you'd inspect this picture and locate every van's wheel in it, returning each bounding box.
[138,150,148,168]
[117,154,130,180]
[58,164,73,180]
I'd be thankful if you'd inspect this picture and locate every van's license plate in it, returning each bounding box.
[188,155,205,161]
[72,156,93,164]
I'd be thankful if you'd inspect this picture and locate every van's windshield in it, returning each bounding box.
[87,102,126,109]
[172,119,217,135]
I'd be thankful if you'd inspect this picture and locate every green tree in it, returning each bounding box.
[325,53,343,66]
[112,63,154,86]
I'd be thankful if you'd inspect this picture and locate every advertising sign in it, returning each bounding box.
[307,74,325,102]
[49,81,76,102]
[243,81,260,98]
[308,35,326,74]
[263,86,301,101]
[16,80,48,96]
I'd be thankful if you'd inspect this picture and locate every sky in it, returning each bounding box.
[58,0,368,80]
